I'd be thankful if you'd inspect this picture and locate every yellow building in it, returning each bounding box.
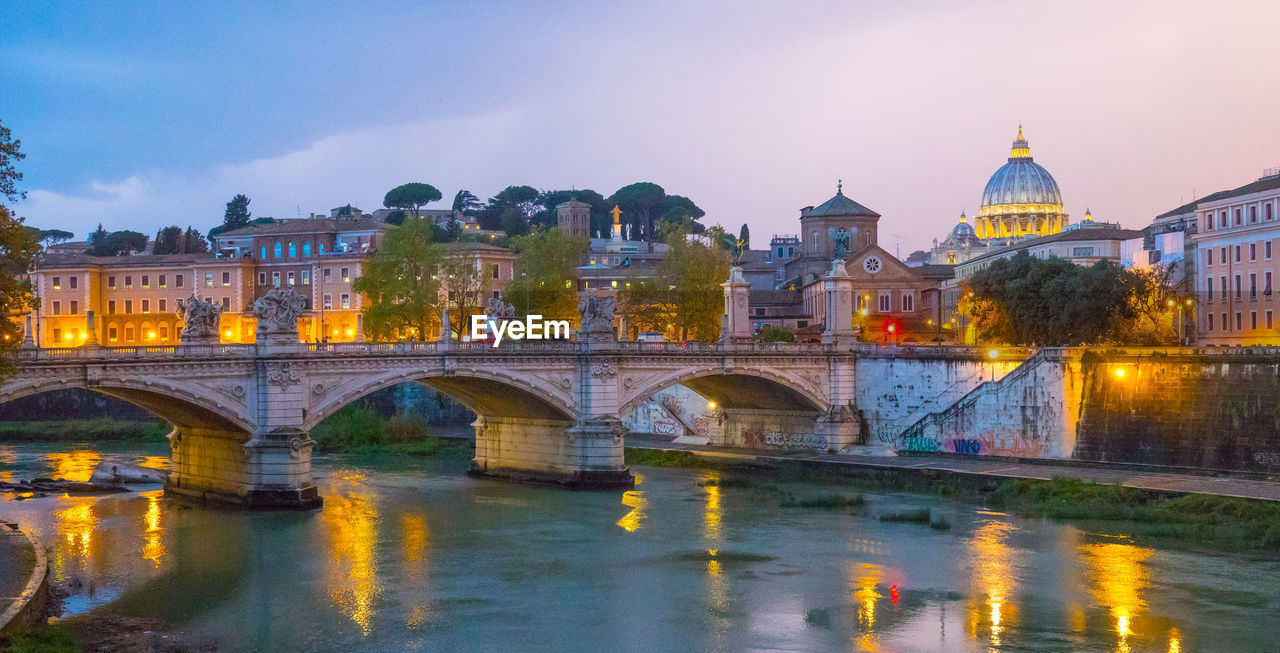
[974,126,1069,240]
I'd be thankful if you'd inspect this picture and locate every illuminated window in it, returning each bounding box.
[205,273,214,287]
[272,271,280,287]
[288,242,297,257]
[108,276,116,289]
[340,293,350,309]
[142,275,150,288]
[159,274,167,288]
[159,324,169,340]
[341,267,350,283]
[323,294,332,310]
[108,325,118,341]
[302,270,310,285]
[274,242,282,258]
[288,271,295,286]
[124,275,133,288]
[52,277,60,289]
[303,241,311,256]
[323,268,332,282]
[261,246,267,259]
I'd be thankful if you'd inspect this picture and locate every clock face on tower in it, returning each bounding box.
[862,255,882,274]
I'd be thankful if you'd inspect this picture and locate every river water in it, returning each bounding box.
[1,443,1278,652]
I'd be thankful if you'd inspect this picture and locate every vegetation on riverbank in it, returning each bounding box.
[310,404,471,456]
[0,419,169,442]
[626,447,1280,551]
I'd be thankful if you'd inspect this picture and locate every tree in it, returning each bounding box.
[183,226,209,253]
[505,227,588,322]
[478,185,539,231]
[500,206,529,237]
[620,223,730,341]
[755,325,794,343]
[352,217,442,341]
[153,226,184,254]
[439,249,485,338]
[444,217,464,242]
[383,183,442,218]
[88,230,148,256]
[223,194,252,231]
[0,119,26,203]
[383,209,407,226]
[608,182,666,241]
[87,224,108,253]
[532,189,610,232]
[739,223,750,249]
[38,229,74,247]
[336,204,357,217]
[0,123,40,366]
[452,189,483,216]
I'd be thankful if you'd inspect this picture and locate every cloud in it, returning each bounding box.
[20,108,528,237]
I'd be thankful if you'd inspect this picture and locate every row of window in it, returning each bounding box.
[49,276,78,290]
[106,273,188,289]
[262,241,318,259]
[854,291,917,313]
[1206,310,1275,332]
[257,267,352,287]
[1203,201,1278,231]
[1204,271,1275,300]
[1204,241,1273,267]
[106,297,231,314]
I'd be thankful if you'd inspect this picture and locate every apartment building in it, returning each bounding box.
[1191,168,1280,345]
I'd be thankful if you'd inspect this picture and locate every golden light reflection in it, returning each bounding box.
[701,471,728,619]
[701,470,722,541]
[46,450,102,482]
[0,446,14,483]
[51,497,98,583]
[966,518,1020,648]
[319,474,381,636]
[849,561,884,651]
[137,456,171,471]
[1168,627,1182,653]
[616,473,647,532]
[141,489,165,567]
[1080,541,1153,653]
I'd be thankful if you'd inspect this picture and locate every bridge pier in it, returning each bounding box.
[469,416,634,489]
[165,427,322,510]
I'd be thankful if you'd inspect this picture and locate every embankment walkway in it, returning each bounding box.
[0,517,47,635]
[625,435,1280,502]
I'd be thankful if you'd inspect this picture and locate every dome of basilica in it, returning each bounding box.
[973,126,1068,239]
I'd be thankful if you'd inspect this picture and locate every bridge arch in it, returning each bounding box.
[618,366,828,417]
[303,367,577,432]
[0,376,255,435]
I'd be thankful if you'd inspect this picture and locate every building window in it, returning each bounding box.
[1251,273,1257,298]
[1252,311,1258,329]
[1268,241,1273,260]
[901,292,914,312]
[176,274,184,288]
[1207,249,1213,266]
[52,277,60,289]
[1251,206,1259,223]
[261,246,267,259]
[142,275,150,288]
[1221,247,1227,263]
[302,269,310,285]
[1269,310,1274,329]
[1072,246,1095,257]
[69,277,78,289]
[108,325,118,341]
[259,272,266,285]
[303,241,311,256]
[323,294,332,310]
[1236,312,1242,330]
[142,299,150,313]
[1208,313,1214,331]
[1206,277,1213,300]
[340,293,350,309]
[1206,213,1214,230]
[1268,203,1275,221]
[222,271,231,285]
[323,268,332,282]
[125,324,134,341]
[274,242,282,258]
[288,271,295,286]
[319,243,325,255]
[204,273,212,287]
[108,276,116,289]
[159,274,167,288]
[1235,274,1242,299]
[1251,243,1257,261]
[272,271,280,287]
[125,300,133,314]
[52,328,61,342]
[1222,312,1227,331]
[222,297,230,310]
[341,267,350,283]
[108,300,116,315]
[159,324,169,340]
[492,264,499,279]
[288,242,297,257]
[878,293,891,312]
[1267,271,1273,295]
[125,275,133,288]
[1235,246,1242,263]
[70,300,78,315]
[1221,277,1228,299]
[1235,209,1242,225]
[52,301,61,315]
[159,299,167,313]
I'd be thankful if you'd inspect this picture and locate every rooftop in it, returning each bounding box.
[215,216,388,238]
[1155,172,1280,219]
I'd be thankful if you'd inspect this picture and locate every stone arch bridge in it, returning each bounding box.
[3,339,859,508]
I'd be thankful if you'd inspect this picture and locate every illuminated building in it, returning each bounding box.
[974,125,1069,240]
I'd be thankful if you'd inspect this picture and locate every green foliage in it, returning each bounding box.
[223,193,252,230]
[443,217,464,242]
[383,182,442,217]
[879,508,933,523]
[478,185,539,232]
[505,227,587,322]
[383,208,407,225]
[87,228,147,256]
[153,225,208,254]
[755,325,794,342]
[779,493,865,509]
[311,403,388,450]
[0,124,40,377]
[209,216,274,238]
[624,448,713,468]
[452,189,483,215]
[353,217,442,340]
[38,228,74,246]
[0,119,26,203]
[534,189,610,233]
[0,621,80,653]
[961,251,1177,346]
[620,224,729,341]
[0,418,169,441]
[439,249,486,337]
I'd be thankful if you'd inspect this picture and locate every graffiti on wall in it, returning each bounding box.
[895,430,1053,458]
[900,436,939,452]
[742,429,828,450]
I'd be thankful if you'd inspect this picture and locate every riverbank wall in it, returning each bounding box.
[0,518,50,636]
[884,348,1280,475]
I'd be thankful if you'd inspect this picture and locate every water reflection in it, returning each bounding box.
[849,561,884,651]
[966,514,1020,649]
[616,472,646,532]
[0,446,15,483]
[402,513,430,628]
[700,470,728,629]
[52,497,98,583]
[1080,539,1153,653]
[140,489,165,566]
[46,450,101,481]
[318,471,382,636]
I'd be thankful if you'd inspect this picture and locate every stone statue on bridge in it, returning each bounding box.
[484,297,516,320]
[175,292,224,343]
[254,287,308,337]
[577,289,616,340]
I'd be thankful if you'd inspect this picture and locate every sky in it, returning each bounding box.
[3,0,1280,255]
